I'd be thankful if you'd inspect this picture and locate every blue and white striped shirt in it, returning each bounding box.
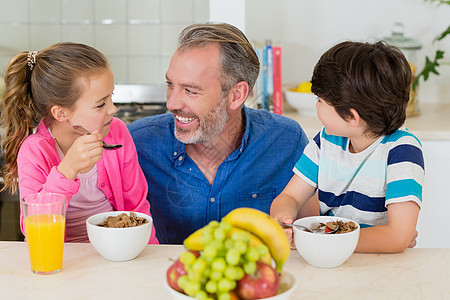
[294,127,424,228]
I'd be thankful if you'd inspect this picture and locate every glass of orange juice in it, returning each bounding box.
[21,192,66,274]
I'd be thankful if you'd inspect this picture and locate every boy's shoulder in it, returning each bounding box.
[381,127,422,147]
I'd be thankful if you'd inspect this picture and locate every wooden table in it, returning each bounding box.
[1,242,449,299]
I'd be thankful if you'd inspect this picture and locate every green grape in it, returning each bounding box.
[184,281,201,297]
[209,270,223,281]
[214,227,227,241]
[192,257,207,273]
[243,261,257,275]
[225,265,244,280]
[194,290,208,300]
[218,278,235,292]
[245,247,260,262]
[211,257,226,272]
[208,240,224,251]
[202,266,211,279]
[180,251,198,266]
[233,266,244,280]
[208,220,220,228]
[224,265,235,280]
[201,232,213,245]
[217,293,231,300]
[224,239,234,249]
[256,244,269,257]
[177,275,188,290]
[203,244,218,258]
[225,248,241,266]
[205,280,218,294]
[218,221,232,232]
[188,269,202,282]
[234,239,248,254]
[230,230,249,242]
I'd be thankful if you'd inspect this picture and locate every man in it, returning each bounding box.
[128,22,310,244]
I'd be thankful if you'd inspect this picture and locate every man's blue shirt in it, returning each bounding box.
[128,106,308,244]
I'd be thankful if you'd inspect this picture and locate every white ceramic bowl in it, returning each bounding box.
[86,211,152,262]
[165,271,297,300]
[284,90,317,116]
[293,216,360,268]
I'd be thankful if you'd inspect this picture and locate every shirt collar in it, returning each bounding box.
[171,106,250,164]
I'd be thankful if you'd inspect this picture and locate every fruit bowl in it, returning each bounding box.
[293,216,360,268]
[86,211,152,262]
[165,271,297,300]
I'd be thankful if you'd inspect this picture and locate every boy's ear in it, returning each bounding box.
[50,105,67,121]
[348,108,362,128]
[228,81,249,111]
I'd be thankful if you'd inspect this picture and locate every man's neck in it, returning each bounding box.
[186,109,245,185]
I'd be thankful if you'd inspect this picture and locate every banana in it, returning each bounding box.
[222,207,290,273]
[183,227,203,251]
[183,225,272,265]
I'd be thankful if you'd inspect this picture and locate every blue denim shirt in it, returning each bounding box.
[128,107,308,244]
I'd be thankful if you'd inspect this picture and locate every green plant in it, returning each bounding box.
[413,0,450,90]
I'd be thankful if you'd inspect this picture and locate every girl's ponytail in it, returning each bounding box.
[0,52,38,193]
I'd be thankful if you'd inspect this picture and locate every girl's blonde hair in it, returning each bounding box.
[0,42,109,193]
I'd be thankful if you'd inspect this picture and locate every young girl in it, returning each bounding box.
[0,42,158,244]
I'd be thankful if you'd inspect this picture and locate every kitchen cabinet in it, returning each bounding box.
[285,103,450,248]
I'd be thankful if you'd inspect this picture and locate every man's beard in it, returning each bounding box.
[173,96,230,144]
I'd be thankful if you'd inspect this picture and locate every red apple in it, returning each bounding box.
[166,250,200,293]
[236,262,280,299]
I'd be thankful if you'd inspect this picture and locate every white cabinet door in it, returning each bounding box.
[416,140,450,248]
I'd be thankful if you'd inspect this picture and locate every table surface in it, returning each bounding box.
[284,103,450,140]
[1,242,449,299]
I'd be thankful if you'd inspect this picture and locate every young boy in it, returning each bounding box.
[271,41,424,253]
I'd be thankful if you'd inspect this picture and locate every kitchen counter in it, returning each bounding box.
[284,103,450,140]
[1,242,449,299]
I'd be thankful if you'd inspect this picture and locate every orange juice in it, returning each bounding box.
[24,214,65,273]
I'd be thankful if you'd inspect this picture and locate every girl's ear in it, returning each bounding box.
[50,105,67,122]
[228,81,249,111]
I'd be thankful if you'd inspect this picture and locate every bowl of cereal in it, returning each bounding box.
[293,216,360,268]
[86,211,152,261]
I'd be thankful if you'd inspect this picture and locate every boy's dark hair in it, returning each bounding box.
[311,41,411,137]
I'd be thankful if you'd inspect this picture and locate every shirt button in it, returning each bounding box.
[210,197,216,203]
[178,156,183,161]
[109,197,114,201]
[173,152,177,156]
[252,193,258,199]
[101,183,105,187]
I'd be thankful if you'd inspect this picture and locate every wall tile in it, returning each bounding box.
[128,56,160,84]
[62,0,94,23]
[0,0,209,84]
[0,25,29,53]
[0,0,28,23]
[109,56,128,83]
[128,0,160,22]
[128,24,159,56]
[194,0,209,21]
[161,0,193,23]
[30,0,61,23]
[94,0,127,23]
[95,24,127,55]
[62,25,95,45]
[30,25,61,50]
[160,23,187,56]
